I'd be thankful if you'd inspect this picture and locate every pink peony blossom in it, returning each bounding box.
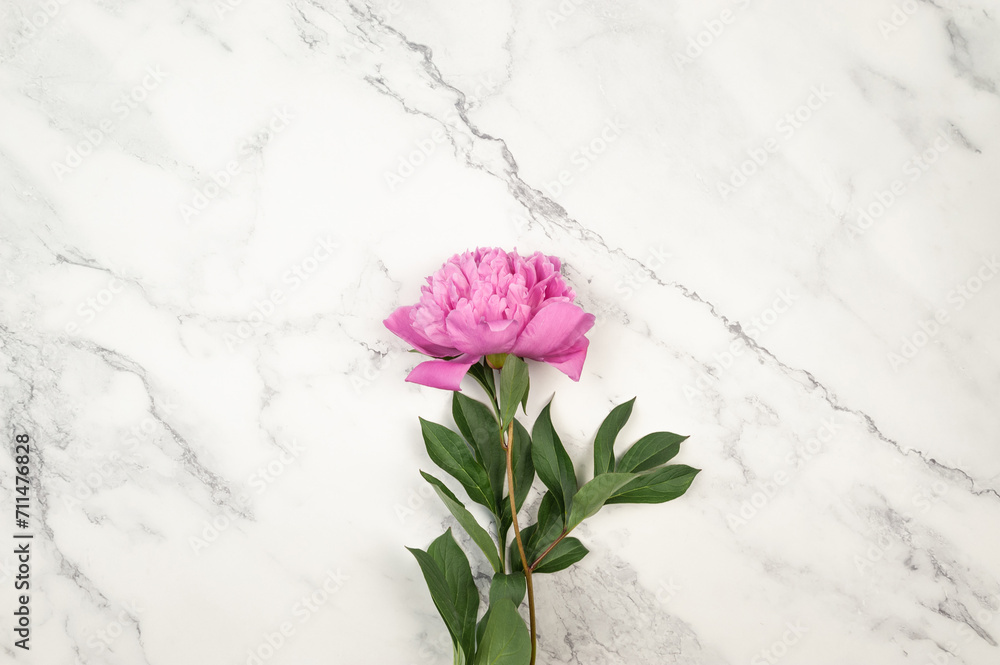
[384,248,596,390]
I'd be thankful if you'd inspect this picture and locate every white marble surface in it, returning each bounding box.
[1,0,998,663]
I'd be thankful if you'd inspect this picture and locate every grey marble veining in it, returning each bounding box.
[0,0,998,663]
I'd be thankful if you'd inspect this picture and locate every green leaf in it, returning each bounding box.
[428,529,479,662]
[525,491,564,560]
[421,471,502,574]
[565,472,636,532]
[408,547,459,644]
[530,400,577,521]
[408,530,479,662]
[420,418,497,513]
[606,465,701,504]
[498,419,535,550]
[498,356,529,429]
[510,418,534,509]
[533,537,588,574]
[618,432,687,473]
[507,523,537,573]
[466,360,497,406]
[473,598,531,665]
[489,572,526,607]
[476,609,492,648]
[593,398,635,476]
[452,393,505,510]
[499,505,511,560]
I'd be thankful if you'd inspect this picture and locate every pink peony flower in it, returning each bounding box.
[384,248,596,391]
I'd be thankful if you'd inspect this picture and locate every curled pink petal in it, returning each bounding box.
[511,302,596,359]
[384,306,459,358]
[405,355,479,391]
[537,337,590,381]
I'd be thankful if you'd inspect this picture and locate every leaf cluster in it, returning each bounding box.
[409,358,700,663]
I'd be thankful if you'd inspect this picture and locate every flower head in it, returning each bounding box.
[384,248,596,390]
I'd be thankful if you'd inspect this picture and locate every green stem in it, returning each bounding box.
[504,418,536,665]
[490,365,536,663]
[479,365,504,571]
[530,529,569,572]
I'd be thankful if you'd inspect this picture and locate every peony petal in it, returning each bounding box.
[511,302,596,360]
[384,306,458,358]
[538,337,590,381]
[405,355,480,391]
[444,305,522,356]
